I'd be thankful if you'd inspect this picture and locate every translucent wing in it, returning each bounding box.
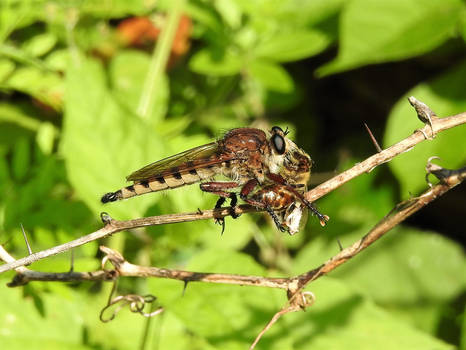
[126,141,227,181]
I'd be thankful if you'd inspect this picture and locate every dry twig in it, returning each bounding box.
[0,98,464,274]
[0,98,465,348]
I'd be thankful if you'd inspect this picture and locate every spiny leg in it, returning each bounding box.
[211,193,240,234]
[229,193,239,219]
[214,197,227,234]
[200,181,241,234]
[302,199,329,226]
[265,206,287,233]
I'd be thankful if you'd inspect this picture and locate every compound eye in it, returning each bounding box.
[271,126,283,134]
[271,134,286,154]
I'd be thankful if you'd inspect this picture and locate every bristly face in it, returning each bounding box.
[266,126,312,187]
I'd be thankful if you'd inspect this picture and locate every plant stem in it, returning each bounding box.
[137,0,184,120]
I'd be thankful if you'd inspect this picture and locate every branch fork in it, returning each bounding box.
[0,98,465,349]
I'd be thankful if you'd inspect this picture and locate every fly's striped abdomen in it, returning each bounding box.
[101,163,225,203]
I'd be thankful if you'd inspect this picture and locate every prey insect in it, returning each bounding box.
[101,126,328,234]
[245,182,309,235]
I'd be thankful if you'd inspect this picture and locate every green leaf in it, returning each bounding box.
[149,249,283,346]
[150,265,454,349]
[22,32,57,57]
[0,0,47,42]
[255,29,331,63]
[5,66,63,110]
[249,59,294,93]
[215,0,242,29]
[36,122,56,155]
[0,43,51,70]
[0,102,41,131]
[109,50,168,124]
[0,58,15,81]
[61,56,165,219]
[289,278,454,350]
[12,136,30,181]
[318,0,464,76]
[461,307,466,350]
[45,49,70,71]
[189,48,243,76]
[0,283,156,350]
[281,0,345,26]
[384,61,466,195]
[294,227,465,305]
[0,290,88,349]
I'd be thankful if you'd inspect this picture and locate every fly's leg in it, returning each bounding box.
[239,179,259,200]
[214,197,227,234]
[265,206,287,233]
[200,182,241,233]
[229,193,239,218]
[301,198,329,226]
[266,173,329,226]
[201,181,240,213]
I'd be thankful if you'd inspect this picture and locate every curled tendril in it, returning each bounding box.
[99,281,163,322]
[300,291,316,308]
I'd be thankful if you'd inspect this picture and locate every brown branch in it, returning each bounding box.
[0,244,114,286]
[100,246,292,289]
[3,163,464,349]
[0,98,465,275]
[248,162,466,348]
[4,163,464,290]
[0,205,258,274]
[305,106,466,202]
[0,97,464,350]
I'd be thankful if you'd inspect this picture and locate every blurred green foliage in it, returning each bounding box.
[0,0,465,349]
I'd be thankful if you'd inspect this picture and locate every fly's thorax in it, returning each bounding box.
[217,159,250,185]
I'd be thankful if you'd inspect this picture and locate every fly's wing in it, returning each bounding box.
[126,141,228,181]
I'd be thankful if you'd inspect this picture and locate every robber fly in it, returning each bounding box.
[101,126,328,233]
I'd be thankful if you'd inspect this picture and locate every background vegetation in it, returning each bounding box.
[0,0,465,349]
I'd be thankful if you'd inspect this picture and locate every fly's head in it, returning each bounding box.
[266,126,312,186]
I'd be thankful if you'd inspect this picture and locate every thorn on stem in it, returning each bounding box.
[363,123,382,152]
[69,249,75,273]
[182,280,189,296]
[20,223,33,255]
[337,239,343,252]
